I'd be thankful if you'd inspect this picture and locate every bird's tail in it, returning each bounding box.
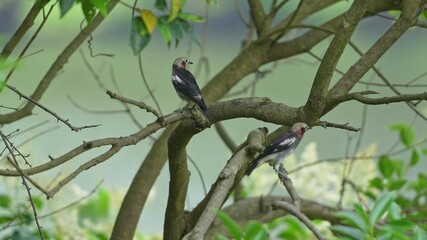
[245,159,260,176]
[197,101,211,119]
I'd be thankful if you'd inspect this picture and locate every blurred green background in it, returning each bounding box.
[0,0,426,236]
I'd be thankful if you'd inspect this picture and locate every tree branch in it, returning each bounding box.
[303,0,368,124]
[329,92,427,106]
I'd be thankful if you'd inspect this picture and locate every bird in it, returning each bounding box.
[171,57,211,119]
[245,122,310,176]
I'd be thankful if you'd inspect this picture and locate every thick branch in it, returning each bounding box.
[184,128,267,240]
[248,0,268,36]
[303,0,368,124]
[328,0,422,97]
[0,1,43,59]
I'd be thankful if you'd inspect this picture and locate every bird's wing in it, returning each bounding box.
[256,132,297,159]
[173,67,209,113]
[173,68,203,97]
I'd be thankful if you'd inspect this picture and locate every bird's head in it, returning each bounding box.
[291,122,310,138]
[173,57,193,69]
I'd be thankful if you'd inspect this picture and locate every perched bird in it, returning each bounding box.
[245,122,310,176]
[171,57,210,119]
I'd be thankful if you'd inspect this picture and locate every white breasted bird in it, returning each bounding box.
[171,57,210,119]
[245,122,310,176]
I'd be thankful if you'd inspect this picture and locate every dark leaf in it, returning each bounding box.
[0,194,11,208]
[378,155,394,178]
[130,17,151,54]
[59,0,74,17]
[388,179,406,191]
[179,19,201,46]
[90,0,108,16]
[410,150,420,166]
[155,0,167,10]
[81,0,97,23]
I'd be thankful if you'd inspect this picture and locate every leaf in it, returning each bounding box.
[414,226,427,240]
[330,225,364,240]
[59,0,74,17]
[81,0,97,23]
[155,0,167,10]
[215,234,229,240]
[244,221,267,240]
[157,17,172,46]
[167,19,184,46]
[370,192,395,224]
[179,19,201,46]
[0,194,11,208]
[167,0,180,22]
[422,148,427,155]
[388,179,406,191]
[369,177,384,190]
[389,123,415,147]
[141,10,157,35]
[90,0,108,16]
[378,155,394,178]
[336,211,369,233]
[78,189,109,222]
[216,210,242,240]
[410,149,420,166]
[0,215,13,224]
[130,17,151,54]
[388,202,401,220]
[178,13,204,22]
[32,197,43,210]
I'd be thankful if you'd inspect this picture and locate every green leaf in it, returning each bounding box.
[336,211,369,233]
[370,192,395,224]
[179,19,201,46]
[414,226,427,240]
[244,221,267,240]
[378,155,394,178]
[178,13,205,22]
[157,17,172,46]
[155,0,167,10]
[421,148,427,155]
[32,197,43,210]
[369,177,384,190]
[388,179,406,191]
[167,18,184,46]
[389,123,415,147]
[59,0,74,17]
[78,189,109,222]
[0,215,13,225]
[216,211,242,240]
[393,160,405,178]
[90,0,108,16]
[215,234,229,240]
[330,225,364,240]
[130,17,151,54]
[0,194,11,208]
[81,0,97,23]
[388,202,401,220]
[410,150,420,166]
[388,219,414,229]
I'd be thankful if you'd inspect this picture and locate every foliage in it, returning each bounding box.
[130,0,204,54]
[332,123,427,240]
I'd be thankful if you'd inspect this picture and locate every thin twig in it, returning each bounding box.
[106,90,162,119]
[5,84,100,132]
[0,131,45,239]
[137,53,163,116]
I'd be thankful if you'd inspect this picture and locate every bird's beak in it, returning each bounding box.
[189,61,193,64]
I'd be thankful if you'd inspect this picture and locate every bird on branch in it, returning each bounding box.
[171,57,211,120]
[246,122,310,176]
